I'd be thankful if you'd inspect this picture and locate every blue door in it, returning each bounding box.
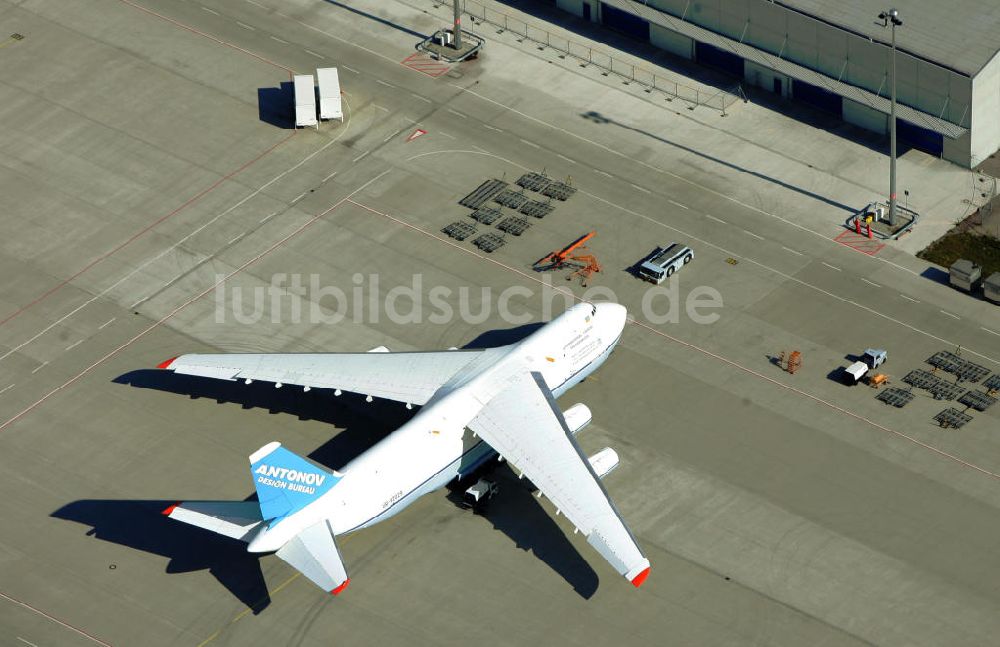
[601,3,649,40]
[792,80,842,114]
[694,42,744,77]
[897,119,943,156]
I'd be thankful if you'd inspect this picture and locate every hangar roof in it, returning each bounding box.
[776,0,1000,76]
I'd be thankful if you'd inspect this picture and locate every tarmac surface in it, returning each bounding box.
[1,0,999,645]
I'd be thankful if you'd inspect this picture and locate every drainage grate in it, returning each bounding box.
[542,181,577,201]
[460,179,507,209]
[441,221,476,241]
[520,200,555,218]
[516,172,551,192]
[470,206,502,224]
[959,390,997,412]
[472,233,506,253]
[494,189,529,210]
[934,408,973,429]
[876,388,914,408]
[496,216,531,236]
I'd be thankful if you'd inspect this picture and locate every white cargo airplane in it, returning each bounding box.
[158,302,649,596]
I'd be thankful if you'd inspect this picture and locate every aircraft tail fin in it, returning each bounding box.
[249,442,341,521]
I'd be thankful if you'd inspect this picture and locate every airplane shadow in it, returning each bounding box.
[51,499,274,613]
[445,466,600,598]
[54,323,577,607]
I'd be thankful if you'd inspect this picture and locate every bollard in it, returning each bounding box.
[866,223,872,239]
[855,218,862,235]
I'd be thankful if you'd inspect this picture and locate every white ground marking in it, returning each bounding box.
[201,6,218,15]
[383,129,401,142]
[227,233,245,245]
[323,170,338,182]
[781,245,803,256]
[65,340,84,351]
[353,151,370,163]
[630,183,651,194]
[668,199,688,209]
[483,125,503,133]
[448,83,922,277]
[447,109,467,119]
[372,104,390,112]
[743,229,764,240]
[16,637,38,647]
[982,327,1000,336]
[404,137,1000,368]
[0,385,14,395]
[557,153,576,164]
[342,65,358,73]
[304,49,323,59]
[939,310,960,320]
[900,294,920,303]
[594,169,612,178]
[0,97,359,366]
[860,278,881,287]
[129,297,149,309]
[236,21,254,30]
[410,93,431,103]
[31,362,47,374]
[704,214,726,224]
[269,35,287,44]
[439,131,456,139]
[97,318,115,330]
[518,138,540,149]
[376,79,393,87]
[821,262,842,271]
[291,192,307,203]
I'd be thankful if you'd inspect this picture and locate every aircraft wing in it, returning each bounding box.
[468,372,651,587]
[158,350,486,406]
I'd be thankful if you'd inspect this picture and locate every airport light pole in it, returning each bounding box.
[453,0,462,50]
[879,9,902,227]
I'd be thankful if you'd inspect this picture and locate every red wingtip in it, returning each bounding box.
[161,501,181,516]
[630,566,651,588]
[157,356,178,370]
[330,578,351,596]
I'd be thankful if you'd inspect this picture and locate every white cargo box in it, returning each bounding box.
[317,67,343,121]
[293,74,318,128]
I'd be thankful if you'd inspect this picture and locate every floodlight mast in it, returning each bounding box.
[878,9,903,227]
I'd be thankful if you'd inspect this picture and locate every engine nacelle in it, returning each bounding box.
[563,403,592,436]
[587,447,620,479]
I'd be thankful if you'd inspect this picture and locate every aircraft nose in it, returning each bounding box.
[597,302,628,336]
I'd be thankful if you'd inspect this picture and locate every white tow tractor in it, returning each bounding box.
[463,479,500,510]
[842,348,887,385]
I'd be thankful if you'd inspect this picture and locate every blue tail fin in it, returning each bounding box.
[249,442,340,521]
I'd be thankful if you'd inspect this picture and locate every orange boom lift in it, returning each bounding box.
[534,231,602,286]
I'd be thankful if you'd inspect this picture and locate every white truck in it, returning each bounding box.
[637,243,694,284]
[843,348,887,385]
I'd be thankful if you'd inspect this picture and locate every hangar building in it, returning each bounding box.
[553,0,1000,168]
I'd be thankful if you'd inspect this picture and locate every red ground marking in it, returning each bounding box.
[0,172,388,434]
[833,230,886,256]
[118,0,295,75]
[405,128,428,143]
[0,131,296,328]
[0,590,113,646]
[400,52,450,78]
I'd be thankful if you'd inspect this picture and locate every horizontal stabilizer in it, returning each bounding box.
[250,442,340,521]
[276,519,350,595]
[162,500,264,542]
